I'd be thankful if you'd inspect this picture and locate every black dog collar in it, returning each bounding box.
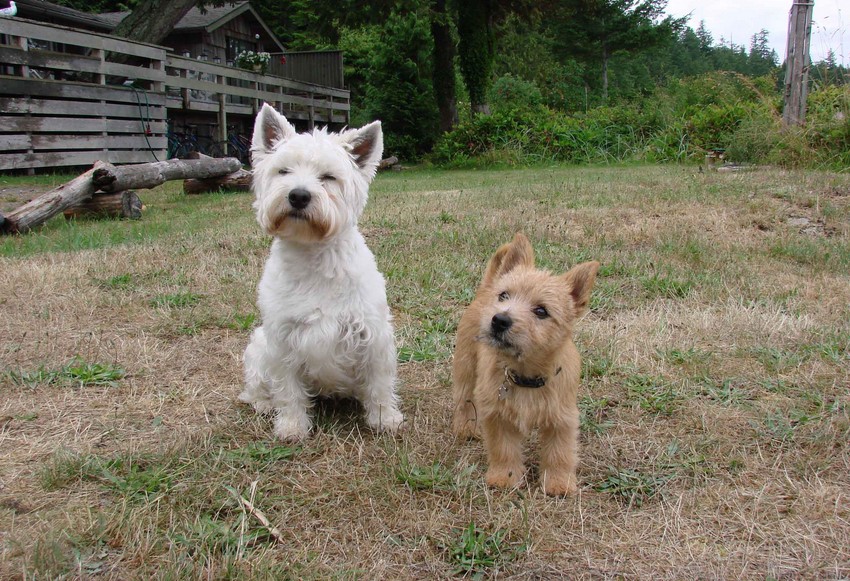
[504,366,562,389]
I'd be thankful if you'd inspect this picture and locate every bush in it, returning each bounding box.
[487,74,544,112]
[431,73,850,169]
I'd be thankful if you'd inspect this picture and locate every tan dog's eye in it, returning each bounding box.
[533,306,549,319]
[498,291,509,302]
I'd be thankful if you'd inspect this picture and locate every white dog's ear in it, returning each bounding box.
[251,103,295,164]
[341,121,384,178]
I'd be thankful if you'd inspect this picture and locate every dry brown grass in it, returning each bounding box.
[1,164,848,579]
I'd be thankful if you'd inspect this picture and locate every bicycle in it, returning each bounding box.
[166,125,219,159]
[213,127,251,164]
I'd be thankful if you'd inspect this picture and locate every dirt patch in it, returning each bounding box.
[0,185,48,214]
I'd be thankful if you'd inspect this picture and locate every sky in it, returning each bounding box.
[663,0,847,64]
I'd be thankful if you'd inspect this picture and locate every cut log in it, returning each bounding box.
[0,162,103,234]
[183,168,252,195]
[64,190,143,220]
[92,157,242,193]
[378,156,399,170]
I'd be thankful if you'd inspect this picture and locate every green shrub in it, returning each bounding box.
[488,74,544,112]
[431,73,850,169]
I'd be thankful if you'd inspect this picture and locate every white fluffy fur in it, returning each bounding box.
[240,103,403,440]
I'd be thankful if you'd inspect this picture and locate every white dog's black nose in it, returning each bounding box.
[491,313,512,335]
[288,188,311,210]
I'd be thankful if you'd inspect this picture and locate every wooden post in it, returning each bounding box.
[217,70,228,143]
[15,34,35,175]
[783,1,814,126]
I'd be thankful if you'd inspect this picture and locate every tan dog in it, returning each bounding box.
[452,233,599,496]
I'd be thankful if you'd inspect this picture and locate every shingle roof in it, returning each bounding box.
[98,2,251,33]
[14,0,114,31]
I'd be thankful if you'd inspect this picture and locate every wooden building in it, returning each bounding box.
[0,2,349,172]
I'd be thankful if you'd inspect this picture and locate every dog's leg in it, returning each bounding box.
[241,327,312,440]
[482,414,525,489]
[270,370,313,442]
[240,327,275,413]
[539,410,580,496]
[451,316,480,439]
[360,336,404,433]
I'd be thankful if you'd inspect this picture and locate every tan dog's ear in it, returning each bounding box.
[481,232,535,287]
[563,261,600,318]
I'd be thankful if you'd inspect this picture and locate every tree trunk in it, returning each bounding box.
[456,0,494,116]
[1,163,102,234]
[93,157,242,193]
[64,191,143,220]
[2,157,241,235]
[601,46,609,103]
[111,0,197,46]
[431,0,459,133]
[183,168,252,195]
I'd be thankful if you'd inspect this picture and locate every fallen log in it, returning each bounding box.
[1,162,103,234]
[93,157,242,193]
[183,168,252,195]
[2,156,242,235]
[64,190,143,220]
[378,156,399,170]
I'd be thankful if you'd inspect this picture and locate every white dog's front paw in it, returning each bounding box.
[273,410,312,442]
[238,389,275,414]
[366,406,404,434]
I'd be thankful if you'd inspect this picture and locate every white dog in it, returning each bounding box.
[240,103,403,441]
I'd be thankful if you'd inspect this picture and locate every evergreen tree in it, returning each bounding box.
[455,0,495,114]
[552,0,684,102]
[363,10,439,158]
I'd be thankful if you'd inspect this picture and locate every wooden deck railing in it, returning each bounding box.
[0,17,349,171]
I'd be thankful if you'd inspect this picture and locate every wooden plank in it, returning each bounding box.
[0,18,166,61]
[0,135,31,150]
[166,55,350,98]
[0,116,166,134]
[164,77,349,111]
[0,150,165,171]
[0,46,102,75]
[0,77,166,106]
[101,61,166,84]
[0,97,165,120]
[30,134,167,151]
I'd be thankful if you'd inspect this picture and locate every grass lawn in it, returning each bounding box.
[1,164,848,579]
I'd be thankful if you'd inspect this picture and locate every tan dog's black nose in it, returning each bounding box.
[288,188,311,210]
[491,313,512,335]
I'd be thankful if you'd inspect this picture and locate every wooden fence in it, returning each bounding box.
[0,17,350,172]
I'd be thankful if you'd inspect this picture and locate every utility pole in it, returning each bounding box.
[782,1,814,126]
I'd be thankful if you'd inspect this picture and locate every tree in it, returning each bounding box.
[695,20,713,54]
[553,0,683,101]
[455,0,495,115]
[363,10,439,158]
[111,0,198,45]
[747,29,778,77]
[431,0,459,132]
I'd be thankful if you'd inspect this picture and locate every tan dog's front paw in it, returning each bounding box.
[451,405,480,440]
[485,464,525,489]
[542,471,578,496]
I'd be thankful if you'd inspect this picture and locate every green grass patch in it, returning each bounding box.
[444,522,526,577]
[6,358,124,389]
[594,467,667,507]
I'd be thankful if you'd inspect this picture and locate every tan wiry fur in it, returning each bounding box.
[452,233,599,496]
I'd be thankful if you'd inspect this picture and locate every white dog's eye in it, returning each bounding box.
[321,174,336,182]
[498,291,509,302]
[533,306,549,319]
[278,168,290,175]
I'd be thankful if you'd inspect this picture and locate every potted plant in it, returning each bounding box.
[234,50,271,75]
